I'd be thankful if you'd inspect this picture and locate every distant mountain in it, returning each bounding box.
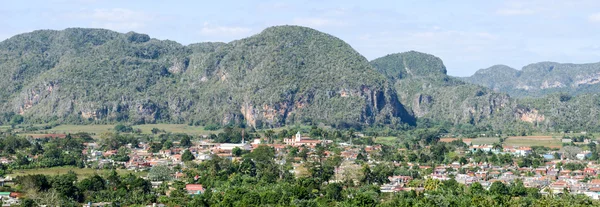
[0,26,411,128]
[370,51,516,129]
[461,62,600,97]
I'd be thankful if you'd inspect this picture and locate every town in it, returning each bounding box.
[0,124,598,206]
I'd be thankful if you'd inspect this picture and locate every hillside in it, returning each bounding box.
[461,62,600,97]
[0,26,412,128]
[370,51,516,129]
[2,26,600,133]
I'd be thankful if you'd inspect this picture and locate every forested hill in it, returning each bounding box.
[370,51,517,130]
[0,26,412,128]
[2,26,599,132]
[460,62,600,98]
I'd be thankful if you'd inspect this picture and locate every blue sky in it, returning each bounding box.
[1,0,599,76]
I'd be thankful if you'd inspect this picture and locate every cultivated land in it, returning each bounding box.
[441,136,563,149]
[504,136,562,149]
[7,166,147,180]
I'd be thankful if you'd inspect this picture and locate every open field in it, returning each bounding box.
[8,167,146,180]
[32,124,115,135]
[374,136,397,146]
[470,137,500,145]
[18,124,221,137]
[504,136,562,149]
[439,138,473,144]
[132,124,221,135]
[443,136,562,149]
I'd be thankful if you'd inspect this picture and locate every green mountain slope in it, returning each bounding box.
[0,26,412,128]
[370,51,516,129]
[461,62,600,98]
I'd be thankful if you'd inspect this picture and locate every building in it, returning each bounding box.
[576,151,592,160]
[186,184,205,195]
[283,132,322,147]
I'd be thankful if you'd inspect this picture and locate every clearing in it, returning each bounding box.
[8,166,146,180]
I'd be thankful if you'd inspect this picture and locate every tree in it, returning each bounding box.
[182,150,195,162]
[10,114,23,126]
[180,136,192,147]
[424,178,441,191]
[265,130,275,144]
[148,165,172,181]
[469,182,485,194]
[510,179,527,197]
[78,174,106,192]
[232,147,243,157]
[163,141,173,150]
[489,181,509,195]
[151,128,160,134]
[360,164,373,185]
[51,171,81,201]
[324,183,343,201]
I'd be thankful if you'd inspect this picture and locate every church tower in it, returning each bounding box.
[295,131,302,142]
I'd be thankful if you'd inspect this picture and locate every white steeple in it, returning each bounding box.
[295,131,301,142]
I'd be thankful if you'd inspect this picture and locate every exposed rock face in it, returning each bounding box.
[412,94,433,117]
[15,81,59,115]
[540,80,565,89]
[574,72,600,86]
[516,108,545,123]
[168,58,189,74]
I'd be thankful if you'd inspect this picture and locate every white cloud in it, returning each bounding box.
[589,13,600,22]
[199,22,252,37]
[292,17,347,28]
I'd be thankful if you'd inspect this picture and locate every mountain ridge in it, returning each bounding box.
[461,61,600,97]
[2,26,600,133]
[0,26,413,128]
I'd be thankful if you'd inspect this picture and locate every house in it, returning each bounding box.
[576,151,592,160]
[186,184,205,195]
[515,147,532,157]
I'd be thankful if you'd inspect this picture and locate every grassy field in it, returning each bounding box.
[470,137,500,145]
[504,136,562,149]
[374,136,397,146]
[8,167,146,180]
[19,124,221,137]
[132,124,220,135]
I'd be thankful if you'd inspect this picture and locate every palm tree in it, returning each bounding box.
[493,142,503,151]
[264,130,275,144]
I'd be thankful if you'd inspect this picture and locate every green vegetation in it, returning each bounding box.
[2,26,600,134]
[462,62,600,98]
[8,166,145,180]
[0,26,410,129]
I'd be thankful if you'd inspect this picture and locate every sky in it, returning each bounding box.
[1,0,600,76]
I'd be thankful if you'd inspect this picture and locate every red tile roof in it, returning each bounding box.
[186,184,204,191]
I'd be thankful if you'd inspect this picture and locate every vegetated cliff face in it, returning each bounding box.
[461,62,600,98]
[182,26,413,127]
[0,26,413,127]
[370,51,517,127]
